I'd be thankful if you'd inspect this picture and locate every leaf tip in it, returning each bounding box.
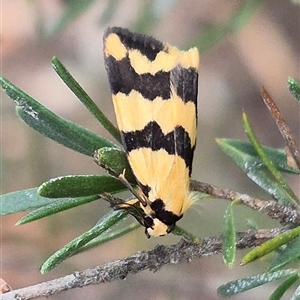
[14,220,21,226]
[242,110,247,119]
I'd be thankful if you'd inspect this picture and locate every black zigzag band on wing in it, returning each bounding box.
[105,27,165,61]
[121,121,194,173]
[105,56,170,100]
[170,66,198,104]
[105,55,198,103]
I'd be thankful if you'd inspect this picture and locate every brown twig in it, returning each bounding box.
[1,228,284,300]
[190,180,300,225]
[261,86,300,169]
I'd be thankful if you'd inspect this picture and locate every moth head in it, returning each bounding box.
[143,216,175,238]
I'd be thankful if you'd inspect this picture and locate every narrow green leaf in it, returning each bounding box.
[222,203,236,267]
[217,139,300,174]
[229,0,263,31]
[46,1,96,37]
[195,0,262,52]
[98,0,121,26]
[172,226,201,243]
[269,236,300,272]
[51,57,121,143]
[38,175,125,198]
[133,2,159,33]
[0,188,53,215]
[0,77,114,156]
[95,147,135,184]
[16,104,113,156]
[40,209,129,273]
[269,274,299,300]
[73,222,140,255]
[242,112,299,205]
[288,77,300,102]
[217,269,298,297]
[216,139,292,205]
[291,284,300,300]
[16,195,99,225]
[195,23,229,53]
[241,226,300,266]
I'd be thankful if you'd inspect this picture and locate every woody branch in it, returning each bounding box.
[1,227,285,300]
[3,179,300,300]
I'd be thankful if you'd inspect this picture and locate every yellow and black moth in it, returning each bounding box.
[103,27,199,237]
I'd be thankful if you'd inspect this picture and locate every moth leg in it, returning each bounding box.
[94,151,148,207]
[99,192,126,206]
[117,171,148,207]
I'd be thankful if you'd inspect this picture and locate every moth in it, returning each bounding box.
[103,27,199,237]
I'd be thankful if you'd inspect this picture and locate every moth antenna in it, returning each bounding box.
[99,192,125,206]
[94,152,148,207]
[118,171,148,207]
[99,193,147,226]
[114,200,145,221]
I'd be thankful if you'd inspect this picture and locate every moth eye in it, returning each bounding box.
[143,216,154,228]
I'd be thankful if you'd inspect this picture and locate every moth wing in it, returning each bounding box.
[113,51,198,216]
[103,27,199,216]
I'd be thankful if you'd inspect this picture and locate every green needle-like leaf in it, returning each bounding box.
[40,209,129,273]
[133,2,160,33]
[195,0,262,52]
[0,188,53,215]
[222,203,236,267]
[288,77,300,102]
[290,284,300,300]
[241,226,300,266]
[217,269,298,297]
[73,222,140,255]
[45,1,97,37]
[217,139,293,205]
[242,112,299,205]
[230,0,263,30]
[217,139,300,174]
[172,226,201,243]
[16,195,99,225]
[269,274,299,300]
[38,175,125,198]
[98,0,121,26]
[51,57,121,143]
[269,236,300,272]
[1,77,114,156]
